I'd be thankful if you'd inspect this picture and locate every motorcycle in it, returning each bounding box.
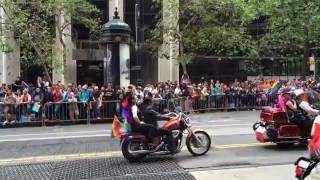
[295,157,319,180]
[120,112,211,162]
[253,107,310,146]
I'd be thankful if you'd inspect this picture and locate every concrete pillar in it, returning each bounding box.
[0,7,20,85]
[109,0,124,20]
[119,43,130,88]
[158,0,179,82]
[53,10,75,84]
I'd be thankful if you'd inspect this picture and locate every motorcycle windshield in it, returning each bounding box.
[307,89,320,107]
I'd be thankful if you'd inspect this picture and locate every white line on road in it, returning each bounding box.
[0,130,110,137]
[194,123,252,128]
[0,134,112,142]
[207,119,241,123]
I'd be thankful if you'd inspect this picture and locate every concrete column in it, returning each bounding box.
[0,7,20,85]
[158,0,179,82]
[103,44,113,86]
[119,43,130,88]
[109,0,124,20]
[53,10,75,84]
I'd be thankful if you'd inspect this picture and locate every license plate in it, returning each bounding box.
[298,160,310,169]
[256,126,266,133]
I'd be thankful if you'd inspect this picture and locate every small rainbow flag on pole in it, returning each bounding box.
[111,115,131,139]
[267,80,281,95]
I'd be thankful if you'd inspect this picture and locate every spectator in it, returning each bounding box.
[21,88,32,122]
[79,84,91,103]
[31,88,43,121]
[53,85,63,119]
[91,86,101,119]
[3,89,16,125]
[43,87,53,120]
[68,89,79,121]
[36,76,43,88]
[174,84,181,97]
[0,85,6,102]
[79,84,91,119]
[136,86,144,105]
[181,72,190,85]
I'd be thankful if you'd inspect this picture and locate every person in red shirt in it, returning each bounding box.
[52,85,62,119]
[309,116,320,160]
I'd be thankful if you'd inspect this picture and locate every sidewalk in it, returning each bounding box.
[191,165,296,180]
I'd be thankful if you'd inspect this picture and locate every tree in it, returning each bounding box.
[0,0,100,83]
[257,0,320,77]
[148,0,261,74]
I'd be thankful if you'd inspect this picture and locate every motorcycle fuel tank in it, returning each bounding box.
[163,118,180,130]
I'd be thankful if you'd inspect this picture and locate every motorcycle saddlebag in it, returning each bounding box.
[260,107,288,124]
[255,125,268,142]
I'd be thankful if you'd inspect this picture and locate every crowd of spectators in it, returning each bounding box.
[1,75,320,126]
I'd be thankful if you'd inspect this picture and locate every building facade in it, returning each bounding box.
[69,0,179,86]
[0,7,20,85]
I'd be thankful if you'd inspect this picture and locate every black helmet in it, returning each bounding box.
[143,96,153,105]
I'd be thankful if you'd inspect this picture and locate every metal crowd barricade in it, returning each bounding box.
[90,100,121,123]
[43,101,89,125]
[0,102,43,126]
[190,93,279,112]
[1,93,281,128]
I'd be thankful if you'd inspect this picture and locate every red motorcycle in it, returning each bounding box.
[120,112,211,162]
[253,107,310,146]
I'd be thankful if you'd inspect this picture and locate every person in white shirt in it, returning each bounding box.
[294,89,320,137]
[135,86,144,105]
[174,85,181,97]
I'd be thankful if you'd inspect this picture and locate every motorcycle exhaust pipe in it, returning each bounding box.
[150,151,171,156]
[129,142,164,155]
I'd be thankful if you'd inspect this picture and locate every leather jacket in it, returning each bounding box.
[142,106,170,128]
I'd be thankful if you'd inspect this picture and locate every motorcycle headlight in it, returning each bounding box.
[184,117,191,126]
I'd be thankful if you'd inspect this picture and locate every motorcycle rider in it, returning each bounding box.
[142,96,177,152]
[293,89,320,137]
[280,88,297,120]
[278,88,295,112]
[122,91,156,145]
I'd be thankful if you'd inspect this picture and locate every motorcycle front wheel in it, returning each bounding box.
[121,139,146,162]
[186,131,211,156]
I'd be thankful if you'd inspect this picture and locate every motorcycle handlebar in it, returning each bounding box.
[166,112,179,117]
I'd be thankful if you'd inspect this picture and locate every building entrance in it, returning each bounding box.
[77,61,104,87]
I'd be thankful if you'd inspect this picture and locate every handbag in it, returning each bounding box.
[31,103,41,113]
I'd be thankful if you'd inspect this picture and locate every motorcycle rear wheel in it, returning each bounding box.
[122,139,146,162]
[186,131,211,156]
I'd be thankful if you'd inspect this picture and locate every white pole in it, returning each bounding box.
[115,0,119,8]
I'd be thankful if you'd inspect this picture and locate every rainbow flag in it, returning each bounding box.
[267,80,281,95]
[111,115,131,138]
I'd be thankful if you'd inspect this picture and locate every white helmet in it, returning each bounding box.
[294,89,304,97]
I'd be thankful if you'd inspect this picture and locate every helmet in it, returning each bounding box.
[294,89,304,97]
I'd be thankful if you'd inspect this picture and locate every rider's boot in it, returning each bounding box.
[165,131,179,153]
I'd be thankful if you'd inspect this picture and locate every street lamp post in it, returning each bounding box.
[134,0,142,84]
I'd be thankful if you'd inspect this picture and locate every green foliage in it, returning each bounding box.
[148,0,262,72]
[257,0,320,57]
[0,0,100,72]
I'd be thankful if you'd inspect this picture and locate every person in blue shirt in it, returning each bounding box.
[79,85,91,103]
[78,85,92,119]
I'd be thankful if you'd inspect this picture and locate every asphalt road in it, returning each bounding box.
[0,111,309,179]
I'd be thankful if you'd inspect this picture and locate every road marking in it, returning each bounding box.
[215,143,269,149]
[0,134,112,142]
[194,123,252,128]
[207,119,241,123]
[0,143,272,165]
[0,130,110,137]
